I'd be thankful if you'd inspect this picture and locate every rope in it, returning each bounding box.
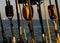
[37,2,47,43]
[49,0,52,5]
[19,4,27,41]
[52,20,60,43]
[43,0,52,43]
[55,0,60,26]
[48,0,60,43]
[15,1,24,43]
[0,12,8,43]
[25,0,36,43]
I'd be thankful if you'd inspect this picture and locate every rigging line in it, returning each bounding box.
[8,18,16,43]
[5,0,14,37]
[15,0,24,43]
[19,4,27,41]
[27,0,36,43]
[55,0,60,26]
[5,0,16,43]
[43,0,52,43]
[0,12,8,43]
[49,0,52,5]
[15,0,21,35]
[36,2,46,43]
[52,20,60,43]
[48,0,60,43]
